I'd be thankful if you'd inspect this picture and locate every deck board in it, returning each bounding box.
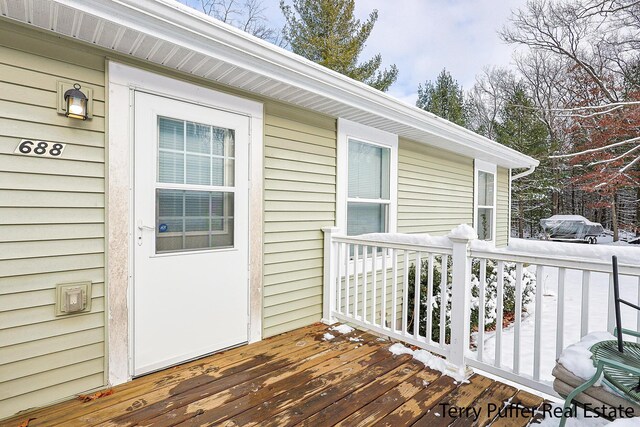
[3,323,545,427]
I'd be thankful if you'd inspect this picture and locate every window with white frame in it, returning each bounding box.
[474,160,496,241]
[337,119,397,236]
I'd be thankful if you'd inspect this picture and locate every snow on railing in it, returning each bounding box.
[322,226,640,396]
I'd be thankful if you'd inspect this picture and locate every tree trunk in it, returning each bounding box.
[552,190,559,215]
[518,196,524,238]
[636,187,640,237]
[611,194,619,242]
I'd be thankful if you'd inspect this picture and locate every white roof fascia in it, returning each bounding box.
[26,0,538,169]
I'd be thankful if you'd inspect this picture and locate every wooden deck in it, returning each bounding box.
[3,323,547,427]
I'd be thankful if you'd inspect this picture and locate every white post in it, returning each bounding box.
[448,231,473,369]
[322,227,340,325]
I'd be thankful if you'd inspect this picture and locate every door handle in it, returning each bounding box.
[137,220,155,246]
[137,220,155,231]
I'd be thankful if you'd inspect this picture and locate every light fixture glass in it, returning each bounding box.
[64,83,88,120]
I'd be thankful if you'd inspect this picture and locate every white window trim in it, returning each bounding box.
[474,159,497,244]
[337,118,398,235]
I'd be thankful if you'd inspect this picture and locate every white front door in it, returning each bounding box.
[133,92,249,376]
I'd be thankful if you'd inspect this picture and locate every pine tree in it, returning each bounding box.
[416,69,467,126]
[495,85,551,237]
[280,0,398,91]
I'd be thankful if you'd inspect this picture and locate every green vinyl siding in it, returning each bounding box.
[0,18,518,419]
[496,167,510,247]
[398,139,474,235]
[263,103,336,337]
[0,32,105,419]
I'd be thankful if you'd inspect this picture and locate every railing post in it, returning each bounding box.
[448,227,474,369]
[322,226,340,325]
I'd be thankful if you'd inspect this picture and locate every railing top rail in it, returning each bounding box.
[331,235,453,255]
[470,247,640,276]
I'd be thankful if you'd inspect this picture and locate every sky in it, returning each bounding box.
[186,0,527,106]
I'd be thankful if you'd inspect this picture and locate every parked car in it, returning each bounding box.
[540,215,604,244]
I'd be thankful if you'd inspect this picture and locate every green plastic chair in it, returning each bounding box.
[559,256,640,427]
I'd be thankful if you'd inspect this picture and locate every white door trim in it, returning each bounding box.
[107,61,264,385]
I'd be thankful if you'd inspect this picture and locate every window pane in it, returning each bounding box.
[478,171,494,206]
[347,202,387,236]
[186,122,211,154]
[158,190,183,217]
[156,189,234,253]
[159,118,235,186]
[186,154,211,185]
[477,207,493,240]
[212,158,234,186]
[158,117,184,150]
[348,139,390,200]
[158,151,184,184]
[212,127,234,157]
[185,191,209,216]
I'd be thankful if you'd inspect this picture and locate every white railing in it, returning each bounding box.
[322,226,640,396]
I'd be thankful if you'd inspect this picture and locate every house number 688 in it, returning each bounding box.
[15,140,66,158]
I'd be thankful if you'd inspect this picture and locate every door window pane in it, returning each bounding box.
[186,154,211,185]
[156,189,234,253]
[159,117,184,150]
[157,117,235,186]
[347,202,387,236]
[159,151,184,184]
[212,158,235,186]
[186,122,211,154]
[212,127,234,156]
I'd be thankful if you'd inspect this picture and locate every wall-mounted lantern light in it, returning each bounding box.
[63,83,88,120]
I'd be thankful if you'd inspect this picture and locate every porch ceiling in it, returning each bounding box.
[1,0,539,169]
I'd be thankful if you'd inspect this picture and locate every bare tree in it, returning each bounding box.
[501,0,640,239]
[182,0,285,46]
[467,67,516,140]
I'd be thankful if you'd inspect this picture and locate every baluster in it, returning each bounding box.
[581,271,591,338]
[414,252,422,339]
[336,242,342,314]
[556,267,566,359]
[354,245,359,319]
[478,258,487,362]
[402,251,409,335]
[345,243,350,316]
[495,260,504,368]
[391,249,398,332]
[372,246,377,325]
[514,262,523,375]
[381,248,388,329]
[362,245,368,322]
[439,254,448,348]
[426,253,434,343]
[533,265,544,381]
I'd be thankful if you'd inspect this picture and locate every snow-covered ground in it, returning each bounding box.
[480,239,640,384]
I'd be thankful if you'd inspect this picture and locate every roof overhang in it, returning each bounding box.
[1,0,539,169]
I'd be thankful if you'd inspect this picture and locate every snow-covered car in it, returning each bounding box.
[539,215,604,244]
